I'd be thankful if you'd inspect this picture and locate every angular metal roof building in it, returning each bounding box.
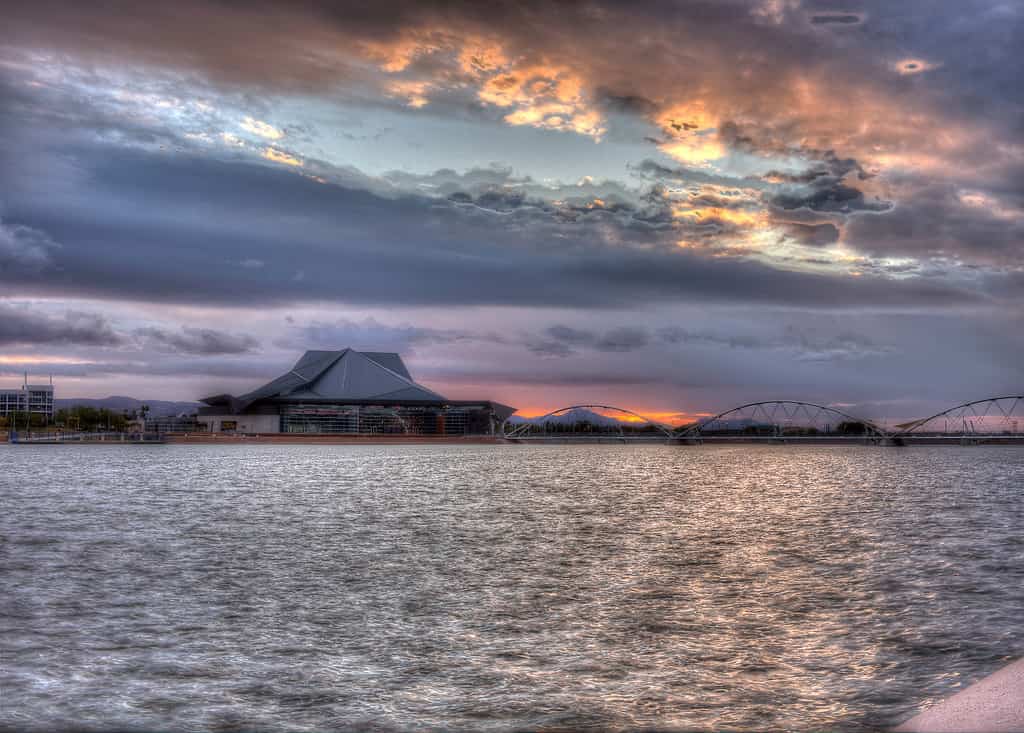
[199,348,515,435]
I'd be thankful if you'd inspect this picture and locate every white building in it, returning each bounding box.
[0,381,55,421]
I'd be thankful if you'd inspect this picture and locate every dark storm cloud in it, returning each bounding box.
[766,153,890,215]
[844,182,1024,264]
[764,152,871,184]
[780,222,841,247]
[0,146,992,310]
[769,183,891,214]
[0,305,123,347]
[133,326,259,355]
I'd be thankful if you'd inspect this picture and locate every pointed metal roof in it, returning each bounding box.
[361,352,412,380]
[221,348,445,410]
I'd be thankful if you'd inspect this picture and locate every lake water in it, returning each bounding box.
[1,443,1022,731]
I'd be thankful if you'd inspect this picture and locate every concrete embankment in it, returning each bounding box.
[895,657,1024,732]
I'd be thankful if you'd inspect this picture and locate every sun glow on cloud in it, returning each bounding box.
[458,43,511,75]
[387,80,431,108]
[656,103,726,165]
[477,63,606,139]
[674,206,764,228]
[959,189,1022,221]
[262,147,302,166]
[240,116,284,140]
[367,31,606,139]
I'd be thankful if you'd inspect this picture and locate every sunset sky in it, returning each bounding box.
[1,0,1021,423]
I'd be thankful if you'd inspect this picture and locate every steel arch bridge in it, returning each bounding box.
[679,400,888,440]
[893,396,1024,441]
[501,395,1024,444]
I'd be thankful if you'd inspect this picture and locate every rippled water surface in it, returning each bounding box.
[1,443,1022,731]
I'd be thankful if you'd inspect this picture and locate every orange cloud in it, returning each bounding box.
[458,42,510,75]
[240,116,283,140]
[387,80,431,108]
[655,102,726,165]
[958,189,1022,220]
[674,206,764,228]
[362,32,445,73]
[477,63,605,139]
[262,147,302,166]
[364,28,606,139]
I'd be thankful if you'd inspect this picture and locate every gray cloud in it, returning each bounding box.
[595,326,650,352]
[810,14,864,25]
[845,181,1024,264]
[280,317,490,352]
[0,356,279,381]
[780,222,841,247]
[768,183,891,215]
[658,327,765,350]
[0,218,59,273]
[630,159,766,190]
[0,302,259,355]
[133,326,258,355]
[528,325,650,356]
[0,305,122,347]
[657,323,894,362]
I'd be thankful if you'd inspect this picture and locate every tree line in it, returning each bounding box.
[0,405,150,432]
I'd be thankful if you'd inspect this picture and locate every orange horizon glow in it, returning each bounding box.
[511,406,709,426]
[0,356,95,365]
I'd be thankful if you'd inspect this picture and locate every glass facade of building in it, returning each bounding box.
[280,404,474,435]
[145,415,200,433]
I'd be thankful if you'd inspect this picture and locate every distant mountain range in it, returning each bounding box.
[507,407,651,427]
[506,408,771,430]
[54,396,201,417]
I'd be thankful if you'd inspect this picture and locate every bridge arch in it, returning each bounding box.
[894,395,1023,436]
[502,404,677,439]
[678,400,888,438]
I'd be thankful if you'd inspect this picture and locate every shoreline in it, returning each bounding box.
[895,657,1024,732]
[6,431,1024,446]
[163,432,508,445]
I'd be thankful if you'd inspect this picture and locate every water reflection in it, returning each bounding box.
[1,444,1021,731]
